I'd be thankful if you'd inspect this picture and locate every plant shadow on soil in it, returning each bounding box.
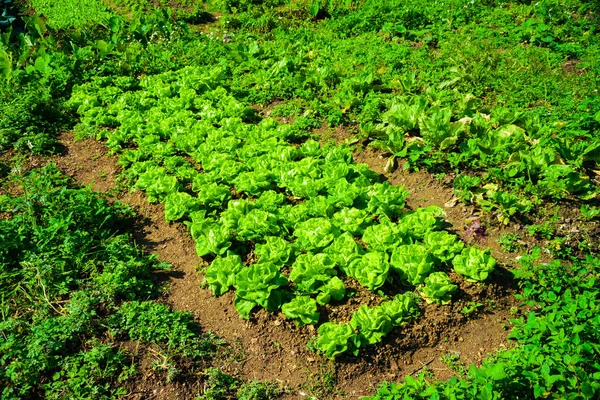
[44,131,523,399]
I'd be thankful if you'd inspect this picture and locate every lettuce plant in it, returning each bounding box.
[300,139,322,157]
[316,322,362,359]
[362,221,401,251]
[396,207,443,240]
[234,263,288,319]
[188,219,232,257]
[233,170,274,196]
[134,166,180,203]
[286,176,326,199]
[332,207,370,235]
[390,244,434,286]
[316,276,346,305]
[217,160,249,185]
[346,252,390,291]
[191,170,221,191]
[321,163,350,184]
[326,179,363,208]
[304,196,335,218]
[164,191,200,222]
[324,232,363,269]
[163,156,196,183]
[418,272,457,305]
[199,152,235,174]
[254,190,286,213]
[277,157,325,199]
[236,209,280,241]
[278,203,310,230]
[281,296,319,326]
[289,253,337,293]
[350,305,393,345]
[220,199,253,231]
[452,247,496,282]
[294,218,337,251]
[423,230,464,264]
[255,236,296,268]
[204,253,244,296]
[196,182,232,208]
[380,293,421,326]
[366,182,410,218]
[418,107,466,150]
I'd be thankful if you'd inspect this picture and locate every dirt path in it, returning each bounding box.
[51,131,519,399]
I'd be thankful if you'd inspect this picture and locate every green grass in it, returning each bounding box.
[27,0,112,29]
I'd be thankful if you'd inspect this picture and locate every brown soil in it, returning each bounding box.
[44,131,522,399]
[562,59,586,76]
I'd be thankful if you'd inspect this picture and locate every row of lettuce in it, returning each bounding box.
[3,0,599,229]
[367,91,600,223]
[68,66,497,358]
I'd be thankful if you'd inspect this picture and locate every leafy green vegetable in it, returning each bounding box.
[452,247,496,282]
[316,276,346,305]
[294,218,337,251]
[134,166,180,203]
[234,263,289,319]
[366,182,409,218]
[164,191,199,222]
[204,253,244,296]
[289,253,337,293]
[346,252,390,291]
[220,199,252,231]
[418,107,466,149]
[332,207,370,235]
[418,272,457,305]
[362,221,401,251]
[380,293,421,326]
[423,231,464,264]
[397,207,443,240]
[304,195,335,218]
[324,232,364,268]
[281,296,319,326]
[285,175,325,199]
[390,244,434,286]
[186,215,232,257]
[315,322,362,359]
[326,179,364,208]
[255,236,296,268]
[196,182,232,208]
[350,305,393,345]
[233,171,274,196]
[254,190,286,213]
[236,209,280,241]
[278,203,310,229]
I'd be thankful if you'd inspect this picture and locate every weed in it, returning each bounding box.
[460,301,483,317]
[498,233,522,253]
[440,352,467,378]
[580,204,600,221]
[0,165,221,398]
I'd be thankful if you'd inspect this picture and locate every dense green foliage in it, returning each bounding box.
[367,249,600,399]
[3,0,599,220]
[67,66,496,356]
[28,0,111,29]
[2,0,599,397]
[0,166,219,398]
